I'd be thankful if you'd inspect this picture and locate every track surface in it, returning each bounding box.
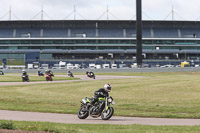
[0,75,200,125]
[1,110,200,126]
[0,75,141,86]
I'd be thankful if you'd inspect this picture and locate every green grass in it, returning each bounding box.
[1,120,200,133]
[0,74,79,82]
[1,72,200,132]
[0,72,200,119]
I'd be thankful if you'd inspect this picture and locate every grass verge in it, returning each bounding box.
[1,120,200,133]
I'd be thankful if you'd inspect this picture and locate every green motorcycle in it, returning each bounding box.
[77,96,115,120]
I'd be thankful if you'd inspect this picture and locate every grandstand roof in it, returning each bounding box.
[0,20,200,28]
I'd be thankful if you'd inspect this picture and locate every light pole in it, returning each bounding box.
[136,0,143,67]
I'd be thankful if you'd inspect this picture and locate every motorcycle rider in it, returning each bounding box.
[68,70,73,77]
[45,70,48,74]
[38,70,43,76]
[45,70,54,76]
[90,71,94,76]
[90,83,111,105]
[0,70,4,75]
[22,69,29,81]
[49,70,54,76]
[86,71,94,77]
[22,69,28,76]
[86,71,89,76]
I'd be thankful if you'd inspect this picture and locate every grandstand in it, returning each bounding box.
[0,20,200,67]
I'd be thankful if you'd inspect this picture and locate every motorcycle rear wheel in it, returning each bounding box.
[77,106,89,119]
[101,107,114,120]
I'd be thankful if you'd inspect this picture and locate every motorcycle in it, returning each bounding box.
[0,71,4,75]
[68,72,74,77]
[45,73,53,81]
[77,96,115,120]
[38,71,44,76]
[22,75,29,82]
[86,71,95,79]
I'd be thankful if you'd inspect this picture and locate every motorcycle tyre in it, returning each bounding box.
[77,107,89,119]
[101,107,114,120]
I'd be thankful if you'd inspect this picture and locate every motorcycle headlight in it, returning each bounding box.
[108,98,112,103]
[81,98,87,104]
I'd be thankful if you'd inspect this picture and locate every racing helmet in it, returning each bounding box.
[104,83,111,92]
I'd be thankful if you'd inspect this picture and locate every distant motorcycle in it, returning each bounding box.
[38,71,44,76]
[45,73,53,81]
[86,71,95,79]
[0,71,4,75]
[78,96,115,120]
[68,72,74,77]
[22,75,29,82]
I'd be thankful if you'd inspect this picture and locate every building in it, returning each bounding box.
[0,20,200,67]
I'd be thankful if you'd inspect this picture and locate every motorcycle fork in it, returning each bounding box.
[103,97,108,113]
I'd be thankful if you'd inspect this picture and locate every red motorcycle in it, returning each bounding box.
[45,73,54,81]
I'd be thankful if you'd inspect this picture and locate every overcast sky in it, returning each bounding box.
[0,0,200,21]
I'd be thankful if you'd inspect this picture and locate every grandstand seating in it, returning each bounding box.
[0,28,13,38]
[180,28,200,38]
[142,28,152,38]
[43,28,68,37]
[1,27,200,38]
[16,28,41,38]
[153,28,179,38]
[70,28,96,37]
[126,29,136,37]
[98,28,123,37]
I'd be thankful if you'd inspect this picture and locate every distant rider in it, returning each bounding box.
[45,70,54,76]
[90,83,111,105]
[68,71,73,77]
[90,71,94,76]
[0,70,4,75]
[86,71,94,77]
[86,71,89,77]
[38,71,43,76]
[22,69,28,76]
[22,69,29,81]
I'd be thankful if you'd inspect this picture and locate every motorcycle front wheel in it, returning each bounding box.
[77,106,89,119]
[101,107,114,120]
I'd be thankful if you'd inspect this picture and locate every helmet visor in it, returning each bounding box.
[107,86,111,91]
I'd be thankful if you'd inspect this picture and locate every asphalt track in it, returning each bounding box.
[0,75,200,125]
[0,75,142,86]
[1,110,200,126]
